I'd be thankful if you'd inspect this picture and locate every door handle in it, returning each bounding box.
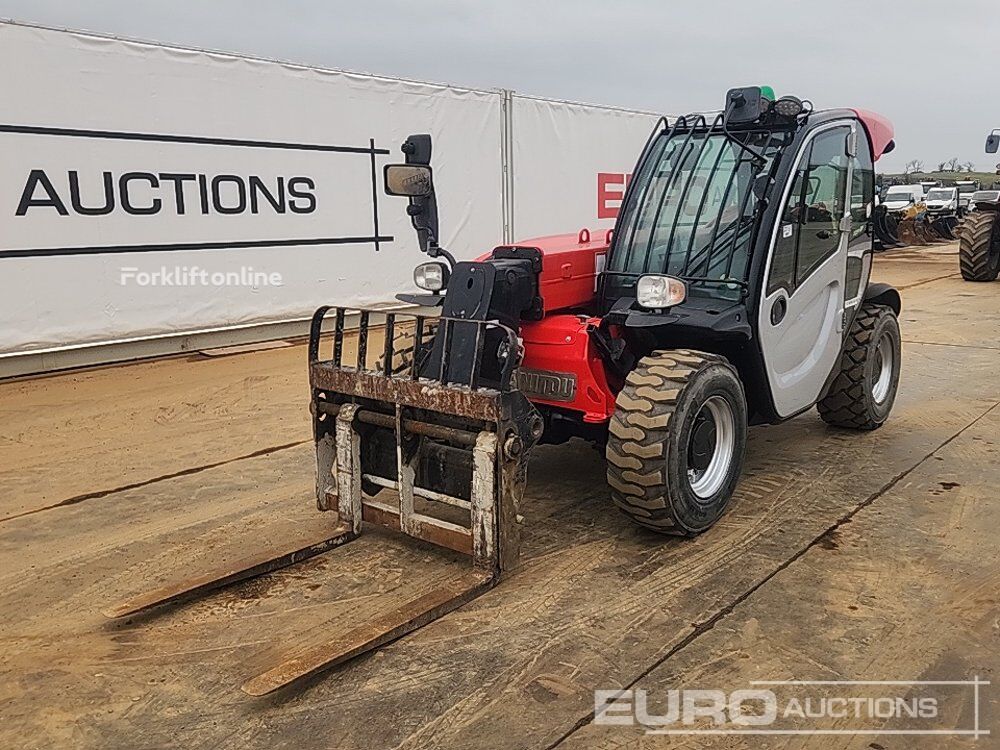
[816,229,833,240]
[770,297,787,326]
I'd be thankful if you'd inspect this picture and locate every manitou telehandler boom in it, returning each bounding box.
[108,86,902,695]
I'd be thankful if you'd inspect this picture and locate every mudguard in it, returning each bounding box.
[864,282,901,315]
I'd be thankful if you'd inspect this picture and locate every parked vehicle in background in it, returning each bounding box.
[882,184,924,211]
[924,187,960,217]
[966,190,1000,212]
[919,180,939,196]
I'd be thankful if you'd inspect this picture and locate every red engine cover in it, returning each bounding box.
[477,229,619,423]
[479,229,611,314]
[519,314,618,423]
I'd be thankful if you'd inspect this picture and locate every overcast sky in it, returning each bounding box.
[2,0,997,173]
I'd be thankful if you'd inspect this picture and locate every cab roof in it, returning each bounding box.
[850,108,894,162]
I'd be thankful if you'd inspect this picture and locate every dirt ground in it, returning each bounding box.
[0,243,996,749]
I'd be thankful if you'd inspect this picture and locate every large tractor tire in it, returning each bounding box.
[958,211,1000,282]
[817,303,901,430]
[606,350,747,536]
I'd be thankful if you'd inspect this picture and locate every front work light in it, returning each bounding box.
[414,261,450,292]
[773,95,804,118]
[636,274,686,310]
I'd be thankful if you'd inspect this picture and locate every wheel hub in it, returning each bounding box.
[689,414,717,472]
[687,395,736,499]
[872,331,894,404]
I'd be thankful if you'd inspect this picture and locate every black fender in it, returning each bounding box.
[863,282,901,315]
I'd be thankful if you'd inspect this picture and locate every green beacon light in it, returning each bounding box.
[759,85,776,102]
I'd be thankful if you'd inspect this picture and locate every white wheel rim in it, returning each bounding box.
[688,395,736,499]
[872,331,894,404]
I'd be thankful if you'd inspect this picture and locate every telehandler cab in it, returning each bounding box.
[108,86,902,695]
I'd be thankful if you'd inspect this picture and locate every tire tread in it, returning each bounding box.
[958,212,1000,282]
[606,349,727,535]
[817,304,896,430]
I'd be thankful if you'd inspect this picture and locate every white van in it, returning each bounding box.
[924,187,959,216]
[882,184,924,211]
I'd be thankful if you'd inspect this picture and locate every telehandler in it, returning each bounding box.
[108,86,902,695]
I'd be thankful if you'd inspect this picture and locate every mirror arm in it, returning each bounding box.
[721,99,767,169]
[427,243,457,268]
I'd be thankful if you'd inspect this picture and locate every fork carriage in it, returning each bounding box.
[308,305,543,576]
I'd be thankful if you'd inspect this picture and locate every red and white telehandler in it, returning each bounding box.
[108,87,903,695]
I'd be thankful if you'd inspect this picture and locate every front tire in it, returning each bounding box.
[959,211,1000,281]
[817,303,901,430]
[606,350,748,536]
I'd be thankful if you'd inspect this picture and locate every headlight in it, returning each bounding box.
[413,261,450,292]
[636,274,686,309]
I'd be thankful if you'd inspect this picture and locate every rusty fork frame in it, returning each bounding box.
[105,305,539,696]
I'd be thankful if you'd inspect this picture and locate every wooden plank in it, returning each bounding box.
[2,342,994,746]
[0,342,310,520]
[0,252,997,749]
[559,404,1000,747]
[0,330,381,521]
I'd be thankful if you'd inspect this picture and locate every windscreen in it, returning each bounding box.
[884,191,911,202]
[926,189,952,201]
[608,126,789,301]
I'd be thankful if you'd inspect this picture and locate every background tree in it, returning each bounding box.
[904,159,924,175]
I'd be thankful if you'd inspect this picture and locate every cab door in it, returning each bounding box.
[758,124,853,418]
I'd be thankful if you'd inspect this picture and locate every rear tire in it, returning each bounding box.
[606,350,747,536]
[959,211,1000,281]
[817,303,900,430]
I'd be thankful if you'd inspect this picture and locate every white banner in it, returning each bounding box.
[1,22,504,355]
[511,95,662,241]
[0,22,667,363]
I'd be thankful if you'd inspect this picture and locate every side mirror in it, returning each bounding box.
[723,86,764,126]
[986,131,999,154]
[384,164,433,197]
[384,134,442,258]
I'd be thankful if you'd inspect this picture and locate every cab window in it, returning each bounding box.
[767,127,850,295]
